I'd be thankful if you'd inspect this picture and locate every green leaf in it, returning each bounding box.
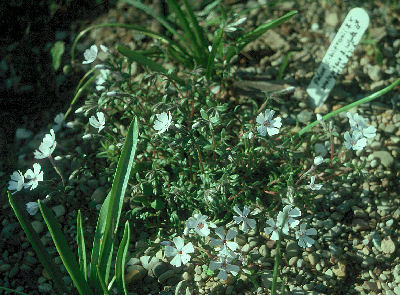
[115,222,130,295]
[200,108,208,120]
[97,117,139,285]
[7,193,69,295]
[277,51,294,80]
[123,0,179,37]
[38,201,93,295]
[88,191,110,292]
[167,0,204,65]
[237,11,297,51]
[96,265,111,295]
[76,210,87,280]
[118,46,185,85]
[151,199,165,210]
[50,41,65,71]
[206,28,223,80]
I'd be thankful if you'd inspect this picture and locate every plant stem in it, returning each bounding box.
[297,77,400,137]
[271,234,282,295]
[48,155,66,188]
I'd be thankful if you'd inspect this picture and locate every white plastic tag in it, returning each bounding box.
[307,8,369,107]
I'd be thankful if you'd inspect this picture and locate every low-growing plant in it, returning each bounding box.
[3,1,400,294]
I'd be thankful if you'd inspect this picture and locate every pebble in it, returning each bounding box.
[51,205,65,217]
[31,221,44,234]
[91,187,106,204]
[288,256,298,266]
[325,11,339,27]
[308,253,319,266]
[175,280,190,295]
[286,240,300,258]
[125,265,147,284]
[372,151,394,168]
[158,269,175,283]
[297,109,313,124]
[381,237,396,254]
[352,218,369,231]
[152,261,170,278]
[258,245,268,257]
[0,264,11,272]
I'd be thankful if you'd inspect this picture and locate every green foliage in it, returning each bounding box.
[50,41,65,71]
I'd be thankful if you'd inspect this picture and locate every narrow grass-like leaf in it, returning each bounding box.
[7,193,69,295]
[182,0,209,57]
[64,73,96,120]
[71,22,183,62]
[167,0,203,65]
[277,51,294,80]
[116,221,130,295]
[118,46,185,85]
[88,192,110,293]
[96,265,111,295]
[76,210,87,280]
[237,11,297,51]
[38,201,93,295]
[97,117,139,285]
[206,28,223,80]
[123,0,179,37]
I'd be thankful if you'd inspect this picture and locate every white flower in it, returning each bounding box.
[209,255,240,280]
[344,131,366,151]
[164,237,194,267]
[264,217,281,240]
[314,156,323,166]
[307,175,322,191]
[53,113,65,132]
[347,112,376,139]
[26,202,39,215]
[96,69,110,91]
[210,227,238,252]
[89,112,106,132]
[295,223,317,248]
[154,112,172,134]
[24,163,44,190]
[82,45,98,64]
[34,129,57,159]
[282,205,301,230]
[233,205,256,233]
[186,213,215,237]
[8,171,24,194]
[256,109,282,136]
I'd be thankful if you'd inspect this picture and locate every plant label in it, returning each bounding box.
[307,8,369,107]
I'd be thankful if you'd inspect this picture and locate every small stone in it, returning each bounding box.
[288,256,298,266]
[258,245,268,258]
[308,253,319,266]
[127,258,140,266]
[324,269,333,277]
[297,109,313,124]
[261,272,273,288]
[286,240,300,258]
[152,261,170,278]
[32,221,44,234]
[175,280,190,295]
[367,65,382,82]
[91,187,106,204]
[126,265,147,284]
[181,271,191,281]
[363,281,379,292]
[158,269,175,283]
[381,237,396,254]
[372,151,394,168]
[332,261,346,278]
[325,12,339,27]
[51,205,65,217]
[352,218,369,231]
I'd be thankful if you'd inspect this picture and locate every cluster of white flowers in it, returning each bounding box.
[344,112,376,151]
[34,129,57,159]
[8,163,44,196]
[163,205,317,281]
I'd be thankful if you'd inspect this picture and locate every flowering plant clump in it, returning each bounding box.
[6,2,400,294]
